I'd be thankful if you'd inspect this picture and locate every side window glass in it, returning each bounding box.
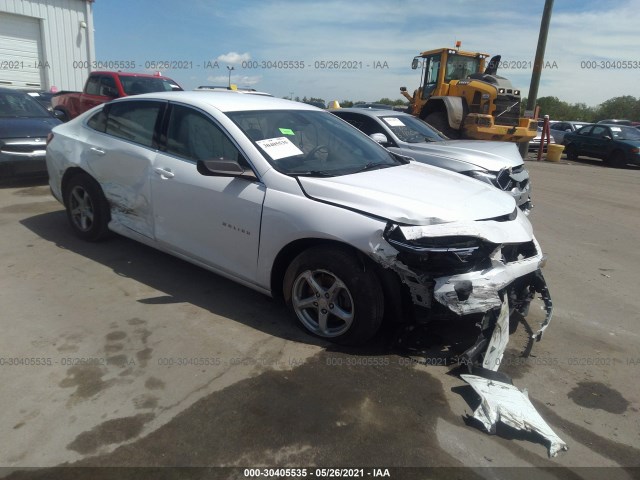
[166,104,242,163]
[87,108,107,132]
[422,54,441,98]
[578,126,593,136]
[85,77,100,96]
[591,126,606,138]
[100,76,117,97]
[359,117,384,136]
[105,101,162,147]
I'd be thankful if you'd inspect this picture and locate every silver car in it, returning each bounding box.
[331,108,532,213]
[46,92,552,364]
[549,120,590,144]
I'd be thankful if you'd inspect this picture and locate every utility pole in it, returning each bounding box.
[227,66,234,88]
[519,0,554,158]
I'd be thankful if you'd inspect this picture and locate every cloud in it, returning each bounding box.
[216,52,251,64]
[206,75,262,87]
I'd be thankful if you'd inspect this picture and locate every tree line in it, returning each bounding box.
[523,95,640,122]
[292,95,640,122]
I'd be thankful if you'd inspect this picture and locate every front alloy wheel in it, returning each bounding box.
[292,269,355,338]
[283,246,384,345]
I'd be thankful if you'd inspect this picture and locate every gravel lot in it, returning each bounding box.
[1,156,639,478]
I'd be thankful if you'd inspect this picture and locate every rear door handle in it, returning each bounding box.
[89,147,105,155]
[154,167,175,179]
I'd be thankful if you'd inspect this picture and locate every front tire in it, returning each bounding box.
[283,246,384,345]
[64,173,111,241]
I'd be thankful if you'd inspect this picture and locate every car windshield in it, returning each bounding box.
[227,109,402,176]
[0,91,50,118]
[380,115,446,143]
[119,76,182,95]
[610,126,640,140]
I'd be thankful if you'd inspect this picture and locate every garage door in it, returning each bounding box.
[0,12,45,89]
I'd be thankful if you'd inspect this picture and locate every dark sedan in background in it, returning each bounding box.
[563,124,640,167]
[0,87,62,179]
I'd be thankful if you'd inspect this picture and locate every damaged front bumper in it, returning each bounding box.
[375,212,553,367]
[374,214,564,457]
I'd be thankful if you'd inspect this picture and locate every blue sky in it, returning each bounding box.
[93,0,638,105]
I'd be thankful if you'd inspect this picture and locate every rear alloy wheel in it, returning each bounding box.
[424,111,461,139]
[564,143,578,160]
[64,174,111,241]
[284,246,384,345]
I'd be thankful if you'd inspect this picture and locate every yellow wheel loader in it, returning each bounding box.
[401,44,536,143]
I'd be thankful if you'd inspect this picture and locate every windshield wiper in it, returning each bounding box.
[290,170,335,177]
[352,162,394,174]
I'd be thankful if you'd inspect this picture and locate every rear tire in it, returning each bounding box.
[64,173,111,241]
[424,111,461,139]
[564,143,578,160]
[283,246,384,345]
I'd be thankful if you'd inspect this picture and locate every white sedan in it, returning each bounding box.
[46,91,552,362]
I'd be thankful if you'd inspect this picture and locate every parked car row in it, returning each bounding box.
[0,87,62,179]
[45,91,553,359]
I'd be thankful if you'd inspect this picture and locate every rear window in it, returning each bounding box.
[0,91,50,118]
[104,100,163,147]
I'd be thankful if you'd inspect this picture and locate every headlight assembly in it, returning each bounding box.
[383,224,499,275]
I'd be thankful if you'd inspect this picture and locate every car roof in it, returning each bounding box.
[108,90,318,112]
[0,87,32,94]
[91,71,178,80]
[333,107,408,118]
[597,119,632,125]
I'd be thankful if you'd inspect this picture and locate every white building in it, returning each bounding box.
[0,0,95,91]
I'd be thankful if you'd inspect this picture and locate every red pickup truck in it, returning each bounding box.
[51,71,182,121]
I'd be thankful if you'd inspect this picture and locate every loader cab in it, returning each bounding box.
[413,49,487,100]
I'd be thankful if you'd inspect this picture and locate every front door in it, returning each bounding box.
[151,103,265,284]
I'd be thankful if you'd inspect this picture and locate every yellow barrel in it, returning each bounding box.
[546,144,564,162]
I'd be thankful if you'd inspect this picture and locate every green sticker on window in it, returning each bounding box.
[279,128,295,135]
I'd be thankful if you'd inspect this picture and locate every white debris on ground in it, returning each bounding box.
[461,374,569,457]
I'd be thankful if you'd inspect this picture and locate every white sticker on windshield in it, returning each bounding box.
[256,137,304,160]
[383,117,406,127]
[610,127,622,131]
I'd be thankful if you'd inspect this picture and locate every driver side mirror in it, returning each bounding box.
[411,58,420,70]
[370,133,389,145]
[603,135,612,141]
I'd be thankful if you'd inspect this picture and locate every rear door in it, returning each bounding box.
[83,99,166,238]
[584,126,609,158]
[570,126,593,155]
[151,103,265,283]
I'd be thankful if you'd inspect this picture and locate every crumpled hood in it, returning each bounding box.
[406,140,523,172]
[0,116,61,139]
[298,162,516,225]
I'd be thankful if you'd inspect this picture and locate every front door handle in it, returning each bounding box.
[89,147,105,155]
[154,167,175,179]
